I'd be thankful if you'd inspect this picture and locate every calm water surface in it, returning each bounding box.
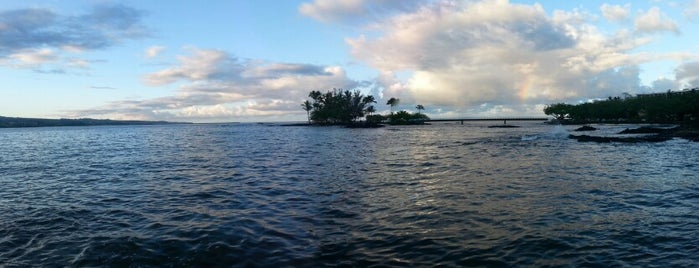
[1,122,697,266]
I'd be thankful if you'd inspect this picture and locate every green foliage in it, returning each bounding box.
[543,103,574,120]
[544,90,699,124]
[388,110,430,125]
[303,88,377,125]
[366,114,386,124]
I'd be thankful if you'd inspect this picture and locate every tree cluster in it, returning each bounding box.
[544,89,699,124]
[387,110,430,125]
[301,89,430,126]
[302,88,377,125]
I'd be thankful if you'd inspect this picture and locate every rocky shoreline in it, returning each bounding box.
[569,125,699,143]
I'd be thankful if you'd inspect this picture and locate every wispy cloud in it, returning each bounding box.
[299,0,428,24]
[143,48,243,85]
[2,48,59,68]
[0,4,150,71]
[71,47,359,122]
[634,7,679,34]
[684,0,699,18]
[89,85,117,90]
[145,45,166,59]
[601,3,630,22]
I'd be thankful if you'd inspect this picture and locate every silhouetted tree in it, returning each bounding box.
[387,97,399,114]
[416,104,425,114]
[388,110,430,125]
[544,90,699,124]
[544,103,574,121]
[365,105,376,116]
[303,88,377,125]
[301,100,312,124]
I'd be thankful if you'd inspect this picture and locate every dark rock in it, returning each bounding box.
[674,126,699,142]
[574,125,597,131]
[279,123,311,126]
[569,134,672,143]
[618,126,678,134]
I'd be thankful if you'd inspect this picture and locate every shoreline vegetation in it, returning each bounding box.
[4,88,697,142]
[544,89,699,142]
[0,116,180,128]
[301,88,429,128]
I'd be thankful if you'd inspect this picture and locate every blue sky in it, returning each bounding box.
[1,0,698,122]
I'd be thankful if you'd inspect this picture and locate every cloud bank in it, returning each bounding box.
[66,1,699,121]
[74,48,358,122]
[325,0,695,116]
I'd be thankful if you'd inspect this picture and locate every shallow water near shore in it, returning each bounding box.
[1,122,698,266]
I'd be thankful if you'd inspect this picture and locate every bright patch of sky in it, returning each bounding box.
[1,0,698,122]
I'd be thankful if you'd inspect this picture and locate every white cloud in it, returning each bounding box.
[345,0,664,116]
[145,45,165,58]
[650,77,679,91]
[634,7,679,34]
[601,3,630,22]
[67,58,90,68]
[0,47,102,72]
[675,61,699,88]
[684,0,699,18]
[5,48,58,67]
[0,4,149,72]
[73,47,360,122]
[299,0,427,24]
[143,48,240,85]
[299,0,365,22]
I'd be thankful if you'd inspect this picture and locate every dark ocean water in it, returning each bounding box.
[1,122,697,267]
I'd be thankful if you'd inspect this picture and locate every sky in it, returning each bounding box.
[1,0,699,122]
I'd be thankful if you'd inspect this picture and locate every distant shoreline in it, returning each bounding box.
[0,116,186,128]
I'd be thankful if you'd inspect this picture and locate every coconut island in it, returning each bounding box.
[300,88,429,127]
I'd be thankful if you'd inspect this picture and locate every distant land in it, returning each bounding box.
[0,116,184,128]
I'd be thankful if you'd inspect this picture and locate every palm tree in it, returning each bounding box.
[387,97,399,114]
[301,100,312,124]
[309,90,322,101]
[416,104,424,114]
[365,105,376,116]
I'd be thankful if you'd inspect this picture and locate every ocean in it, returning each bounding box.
[1,122,697,266]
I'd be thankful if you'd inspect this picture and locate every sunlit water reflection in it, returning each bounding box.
[1,122,697,266]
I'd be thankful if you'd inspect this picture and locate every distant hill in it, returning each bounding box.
[0,116,182,128]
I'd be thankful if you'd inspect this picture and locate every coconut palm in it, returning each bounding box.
[416,104,424,114]
[301,100,312,124]
[365,105,376,116]
[302,88,378,125]
[387,97,399,114]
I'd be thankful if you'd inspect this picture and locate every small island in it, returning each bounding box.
[301,88,429,127]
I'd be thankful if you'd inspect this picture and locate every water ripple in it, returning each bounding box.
[1,123,698,266]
